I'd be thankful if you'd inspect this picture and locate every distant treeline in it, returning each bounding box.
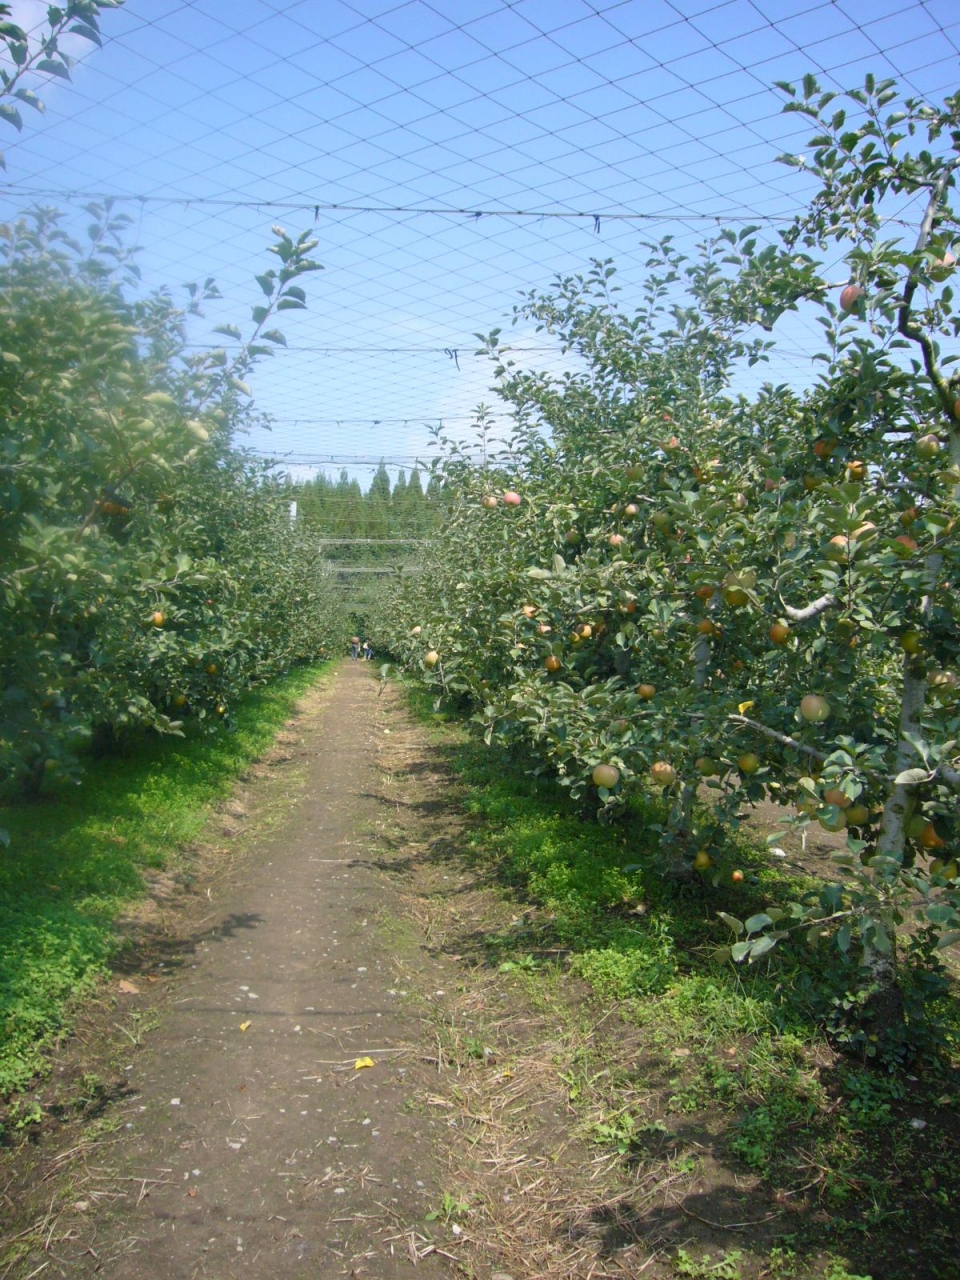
[290,464,439,564]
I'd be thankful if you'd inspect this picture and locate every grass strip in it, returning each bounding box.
[0,661,334,1097]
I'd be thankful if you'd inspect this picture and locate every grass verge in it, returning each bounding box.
[0,661,334,1101]
[404,685,960,1280]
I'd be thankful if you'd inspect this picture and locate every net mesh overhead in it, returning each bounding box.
[2,0,958,480]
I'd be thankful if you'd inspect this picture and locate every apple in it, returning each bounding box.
[906,815,928,840]
[813,439,836,459]
[206,663,218,675]
[916,433,941,459]
[818,808,847,832]
[608,533,625,549]
[625,463,642,482]
[411,625,422,636]
[623,503,640,520]
[928,669,958,693]
[635,683,655,700]
[899,506,918,526]
[823,787,852,809]
[892,535,918,557]
[929,250,956,281]
[738,753,761,775]
[731,869,744,884]
[696,619,717,637]
[694,583,717,601]
[695,756,719,776]
[503,491,521,507]
[899,630,923,655]
[799,694,831,723]
[650,761,677,787]
[693,849,712,870]
[723,587,749,607]
[664,435,681,450]
[592,763,620,789]
[150,611,165,628]
[732,493,748,511]
[845,460,867,483]
[840,283,864,311]
[769,622,790,645]
[824,535,851,563]
[172,693,187,707]
[796,795,820,817]
[574,623,593,639]
[845,804,870,826]
[651,510,672,532]
[424,650,440,668]
[521,605,537,618]
[481,495,498,509]
[538,623,552,635]
[564,528,582,545]
[803,473,822,492]
[919,822,946,850]
[544,655,561,673]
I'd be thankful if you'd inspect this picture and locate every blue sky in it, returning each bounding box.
[3,0,959,485]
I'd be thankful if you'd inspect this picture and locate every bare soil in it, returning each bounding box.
[1,665,461,1278]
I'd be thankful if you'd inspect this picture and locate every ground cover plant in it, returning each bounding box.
[0,660,332,1106]
[376,76,960,1066]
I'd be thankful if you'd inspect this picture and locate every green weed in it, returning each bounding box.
[0,662,331,1096]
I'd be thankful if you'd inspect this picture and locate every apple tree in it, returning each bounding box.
[381,76,960,1057]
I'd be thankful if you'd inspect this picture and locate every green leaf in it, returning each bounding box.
[935,931,960,950]
[925,904,956,926]
[745,913,773,935]
[255,273,275,296]
[68,22,102,46]
[717,911,744,936]
[894,767,931,785]
[0,103,23,130]
[213,324,242,340]
[36,57,71,79]
[731,940,753,962]
[251,305,269,325]
[276,298,306,311]
[262,328,286,345]
[749,935,777,959]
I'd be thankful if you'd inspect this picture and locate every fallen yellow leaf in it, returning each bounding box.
[354,1056,375,1070]
[738,700,755,715]
[239,1021,251,1032]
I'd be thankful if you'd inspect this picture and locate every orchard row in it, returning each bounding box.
[375,77,960,988]
[0,208,347,806]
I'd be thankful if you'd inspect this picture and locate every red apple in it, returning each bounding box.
[840,283,864,312]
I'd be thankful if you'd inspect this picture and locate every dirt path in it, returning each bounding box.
[4,664,465,1279]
